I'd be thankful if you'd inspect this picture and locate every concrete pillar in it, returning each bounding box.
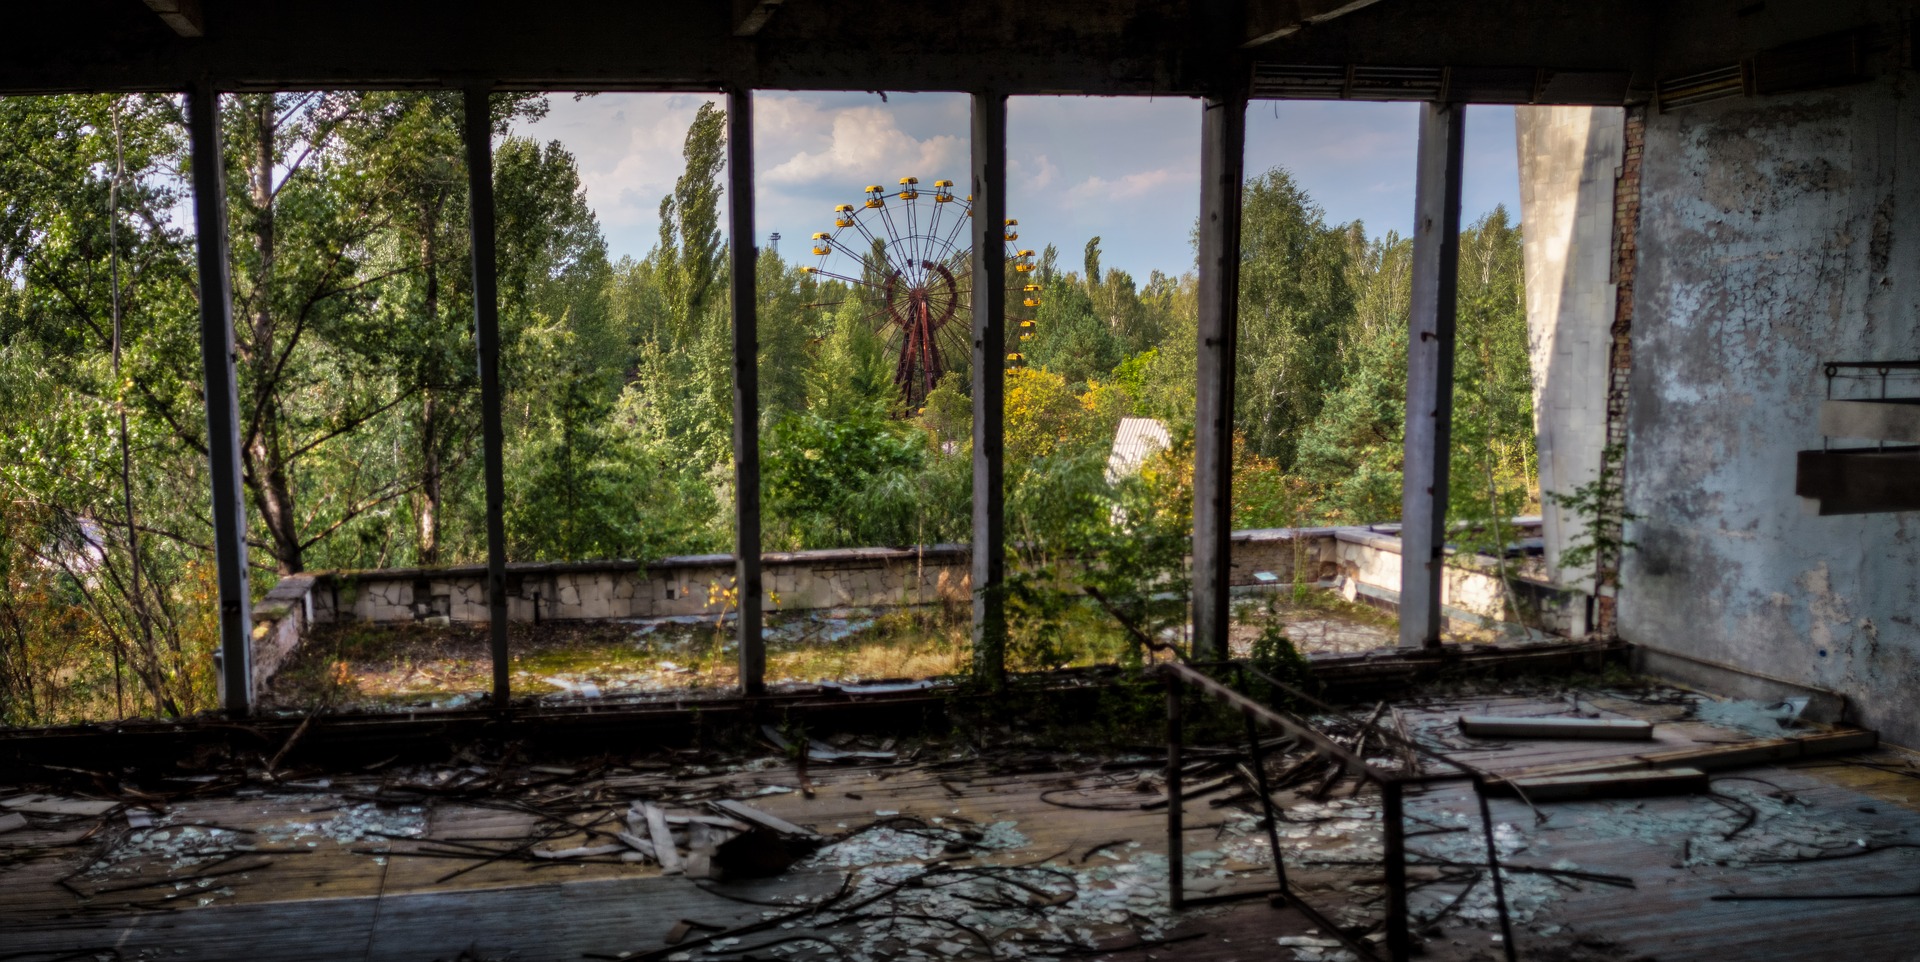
[1192,90,1247,661]
[187,79,255,715]
[463,88,511,705]
[1399,102,1464,650]
[1516,106,1624,590]
[970,91,1008,685]
[728,87,766,696]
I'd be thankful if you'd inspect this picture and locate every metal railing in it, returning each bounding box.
[1160,660,1519,962]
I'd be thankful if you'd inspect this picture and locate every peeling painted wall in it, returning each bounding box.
[1620,74,1920,747]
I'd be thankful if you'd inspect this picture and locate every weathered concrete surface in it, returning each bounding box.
[1518,105,1625,586]
[1621,74,1920,747]
[251,521,1584,683]
[1820,398,1920,443]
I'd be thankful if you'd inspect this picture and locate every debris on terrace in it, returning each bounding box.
[260,589,1401,713]
[3,668,1915,962]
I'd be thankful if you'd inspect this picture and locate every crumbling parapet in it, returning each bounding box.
[249,523,1587,686]
[248,574,317,693]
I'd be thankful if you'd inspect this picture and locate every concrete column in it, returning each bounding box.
[728,87,766,696]
[463,88,512,705]
[1399,102,1465,649]
[1515,106,1624,591]
[970,91,1008,685]
[1192,90,1247,661]
[186,79,255,715]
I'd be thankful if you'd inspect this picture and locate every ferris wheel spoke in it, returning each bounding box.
[822,236,872,263]
[938,205,972,264]
[921,232,965,267]
[806,267,890,290]
[861,304,903,331]
[812,186,1033,405]
[923,204,944,274]
[901,196,922,282]
[844,214,885,258]
[874,205,912,282]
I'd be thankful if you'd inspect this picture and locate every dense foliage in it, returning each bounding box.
[0,95,1534,723]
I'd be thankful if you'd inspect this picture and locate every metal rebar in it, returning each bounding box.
[1473,776,1520,962]
[1243,704,1289,892]
[1166,676,1184,910]
[1381,779,1410,961]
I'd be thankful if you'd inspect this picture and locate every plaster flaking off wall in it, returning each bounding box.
[1620,75,1920,746]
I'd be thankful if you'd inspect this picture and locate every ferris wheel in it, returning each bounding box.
[801,177,1040,408]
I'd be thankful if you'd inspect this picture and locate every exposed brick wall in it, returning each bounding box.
[1594,105,1645,637]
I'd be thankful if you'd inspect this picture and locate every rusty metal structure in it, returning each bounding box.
[804,180,1039,406]
[1160,660,1518,962]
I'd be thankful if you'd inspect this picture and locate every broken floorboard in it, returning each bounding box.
[0,639,1629,778]
[7,680,1914,962]
[1457,715,1655,740]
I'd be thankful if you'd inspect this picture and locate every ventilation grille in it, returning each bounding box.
[1251,63,1445,101]
[1656,64,1746,110]
[1251,63,1631,104]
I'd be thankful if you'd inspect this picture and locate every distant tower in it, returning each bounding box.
[768,232,781,255]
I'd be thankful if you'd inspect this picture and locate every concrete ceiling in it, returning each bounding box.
[0,0,1908,102]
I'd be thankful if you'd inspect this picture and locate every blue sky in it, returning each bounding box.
[518,93,1521,281]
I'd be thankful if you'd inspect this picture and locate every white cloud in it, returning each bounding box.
[761,102,964,187]
[514,93,714,258]
[1063,167,1178,206]
[1011,153,1058,190]
[506,92,1517,280]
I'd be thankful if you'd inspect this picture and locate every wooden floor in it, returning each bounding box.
[4,686,1919,962]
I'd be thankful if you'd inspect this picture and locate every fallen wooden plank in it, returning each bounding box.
[665,813,751,831]
[1490,729,1877,787]
[807,738,896,762]
[0,794,118,816]
[710,799,817,838]
[645,803,683,874]
[616,831,657,859]
[1458,715,1654,740]
[532,843,625,859]
[1504,766,1709,800]
[0,811,27,834]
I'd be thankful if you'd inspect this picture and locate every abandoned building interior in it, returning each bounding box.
[5,2,1920,961]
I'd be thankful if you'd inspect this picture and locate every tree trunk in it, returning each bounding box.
[418,391,441,564]
[251,407,304,573]
[417,212,442,565]
[240,95,304,574]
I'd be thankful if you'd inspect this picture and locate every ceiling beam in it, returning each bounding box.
[1244,0,1388,47]
[142,0,203,38]
[734,0,784,37]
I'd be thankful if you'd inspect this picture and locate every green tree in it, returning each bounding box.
[0,94,212,718]
[1446,206,1535,564]
[1233,167,1356,467]
[1288,226,1413,523]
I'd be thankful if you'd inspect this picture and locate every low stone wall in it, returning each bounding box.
[1326,525,1589,638]
[302,544,974,628]
[249,574,316,694]
[250,521,1583,682]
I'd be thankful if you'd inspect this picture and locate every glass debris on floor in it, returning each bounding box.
[3,674,1911,962]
